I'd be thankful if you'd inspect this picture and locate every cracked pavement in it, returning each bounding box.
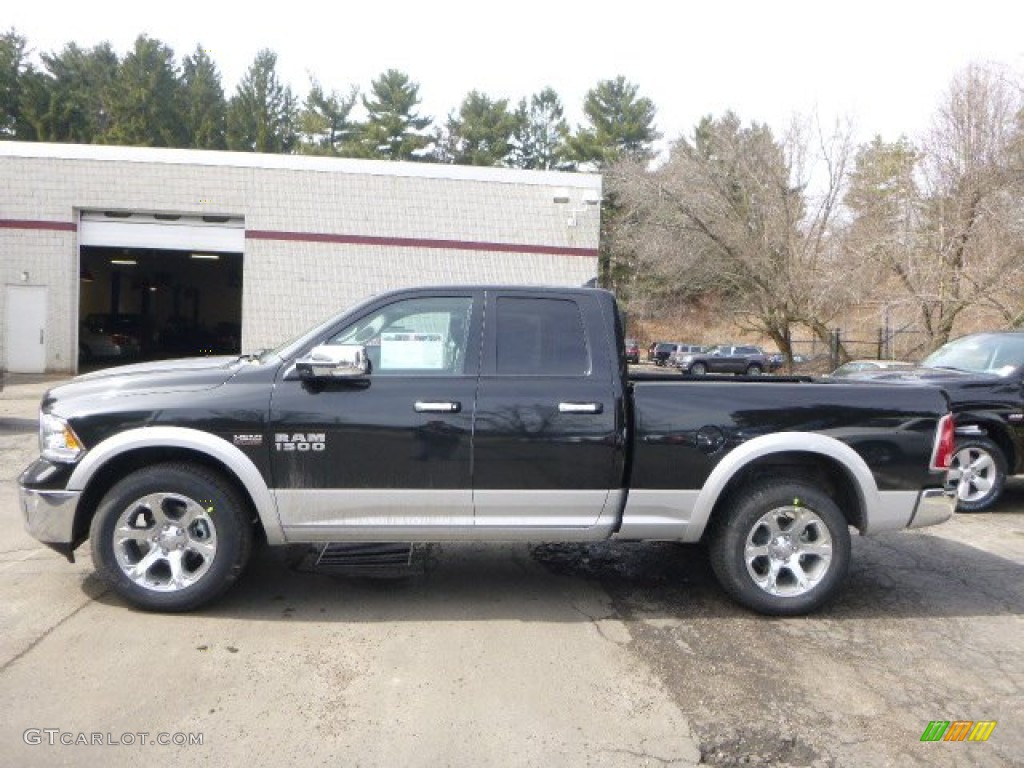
[1,375,1021,766]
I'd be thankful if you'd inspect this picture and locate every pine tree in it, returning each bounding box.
[508,87,571,170]
[567,76,659,169]
[226,49,298,153]
[0,28,33,139]
[436,90,516,166]
[355,69,431,161]
[181,45,226,150]
[24,41,118,143]
[103,35,186,147]
[297,79,358,156]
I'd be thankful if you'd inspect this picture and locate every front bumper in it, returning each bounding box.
[20,486,81,559]
[908,487,957,529]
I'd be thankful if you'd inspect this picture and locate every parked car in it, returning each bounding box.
[652,341,686,366]
[78,314,143,362]
[828,359,915,378]
[677,345,772,375]
[624,338,640,364]
[667,344,707,368]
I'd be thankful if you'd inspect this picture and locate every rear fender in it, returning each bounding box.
[688,432,880,539]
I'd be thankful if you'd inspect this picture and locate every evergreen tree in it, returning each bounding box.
[567,76,659,168]
[436,90,516,166]
[297,79,358,156]
[181,45,226,150]
[226,49,298,153]
[103,35,186,147]
[0,28,33,139]
[23,41,118,143]
[508,87,570,170]
[355,69,431,160]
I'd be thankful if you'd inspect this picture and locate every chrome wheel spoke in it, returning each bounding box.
[138,494,171,526]
[114,523,151,544]
[798,542,833,559]
[125,547,164,582]
[188,538,217,562]
[969,453,994,474]
[745,542,770,560]
[784,558,811,592]
[971,474,993,493]
[166,550,187,589]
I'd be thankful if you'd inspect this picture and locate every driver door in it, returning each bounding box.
[269,291,482,540]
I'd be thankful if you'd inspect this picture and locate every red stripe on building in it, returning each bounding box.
[246,229,597,258]
[0,219,77,232]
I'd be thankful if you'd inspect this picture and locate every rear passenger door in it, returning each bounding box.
[472,291,622,529]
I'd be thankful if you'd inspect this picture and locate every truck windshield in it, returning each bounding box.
[922,333,1024,376]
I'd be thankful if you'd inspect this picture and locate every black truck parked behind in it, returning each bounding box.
[837,331,1024,512]
[21,286,955,616]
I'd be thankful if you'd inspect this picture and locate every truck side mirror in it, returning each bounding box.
[296,344,369,379]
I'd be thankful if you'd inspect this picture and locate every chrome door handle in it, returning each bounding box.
[558,402,603,414]
[415,401,461,413]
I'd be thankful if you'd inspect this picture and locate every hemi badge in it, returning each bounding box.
[233,434,263,446]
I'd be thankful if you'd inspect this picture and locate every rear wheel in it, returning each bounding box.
[709,479,850,615]
[90,463,253,611]
[951,436,1006,513]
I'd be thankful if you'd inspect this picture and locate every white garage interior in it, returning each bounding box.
[78,212,244,364]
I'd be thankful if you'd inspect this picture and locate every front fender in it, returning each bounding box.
[67,426,285,545]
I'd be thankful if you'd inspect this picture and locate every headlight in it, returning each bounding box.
[40,413,85,463]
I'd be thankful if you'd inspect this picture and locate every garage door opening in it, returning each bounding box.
[78,212,244,368]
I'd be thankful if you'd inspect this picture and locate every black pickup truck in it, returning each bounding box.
[20,286,955,616]
[841,331,1024,512]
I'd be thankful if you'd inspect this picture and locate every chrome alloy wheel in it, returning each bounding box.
[113,492,218,592]
[951,445,996,504]
[743,505,833,597]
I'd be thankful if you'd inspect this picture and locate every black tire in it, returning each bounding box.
[951,436,1006,513]
[709,479,851,616]
[690,361,708,376]
[745,364,764,376]
[89,462,253,611]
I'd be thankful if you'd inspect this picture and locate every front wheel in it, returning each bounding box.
[709,480,851,616]
[745,364,764,376]
[689,361,708,376]
[90,463,253,611]
[951,436,1006,513]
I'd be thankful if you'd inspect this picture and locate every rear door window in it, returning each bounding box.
[495,297,590,376]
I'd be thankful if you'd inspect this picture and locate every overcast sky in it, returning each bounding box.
[8,0,1024,148]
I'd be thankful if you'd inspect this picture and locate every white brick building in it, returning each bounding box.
[0,142,601,373]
